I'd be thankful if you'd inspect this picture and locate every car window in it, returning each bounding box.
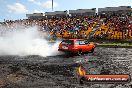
[75,40,80,45]
[61,40,73,45]
[84,40,89,44]
[75,40,88,45]
[79,40,86,45]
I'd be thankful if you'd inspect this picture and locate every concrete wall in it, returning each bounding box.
[26,13,44,18]
[98,6,131,15]
[69,8,96,16]
[45,11,67,16]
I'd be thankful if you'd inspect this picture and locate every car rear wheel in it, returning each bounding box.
[90,48,94,53]
[78,50,82,55]
[80,77,85,85]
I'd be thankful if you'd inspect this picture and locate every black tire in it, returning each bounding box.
[80,78,84,85]
[80,77,85,85]
[90,48,94,53]
[78,50,82,56]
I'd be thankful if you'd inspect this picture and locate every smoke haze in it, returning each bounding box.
[0,26,61,57]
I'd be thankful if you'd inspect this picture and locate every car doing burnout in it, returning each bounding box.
[58,39,96,55]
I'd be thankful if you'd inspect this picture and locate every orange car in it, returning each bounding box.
[58,39,96,55]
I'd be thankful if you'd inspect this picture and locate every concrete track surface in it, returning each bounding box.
[0,47,132,88]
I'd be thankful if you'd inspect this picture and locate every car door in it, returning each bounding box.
[79,40,88,52]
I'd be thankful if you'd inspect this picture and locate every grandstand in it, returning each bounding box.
[69,8,96,16]
[45,11,68,18]
[98,6,132,16]
[26,13,45,19]
[1,6,132,41]
[26,6,131,19]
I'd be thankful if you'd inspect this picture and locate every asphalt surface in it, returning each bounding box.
[0,47,132,88]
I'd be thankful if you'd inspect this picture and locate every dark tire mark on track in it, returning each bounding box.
[0,47,132,88]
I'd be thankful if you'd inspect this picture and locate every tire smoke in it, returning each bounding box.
[0,26,62,57]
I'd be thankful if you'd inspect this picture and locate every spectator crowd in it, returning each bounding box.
[0,14,132,40]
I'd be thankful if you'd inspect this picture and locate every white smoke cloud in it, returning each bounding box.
[33,9,45,13]
[42,0,58,9]
[7,3,28,14]
[0,26,61,57]
[28,0,58,9]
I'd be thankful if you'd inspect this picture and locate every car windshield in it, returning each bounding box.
[61,40,73,45]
